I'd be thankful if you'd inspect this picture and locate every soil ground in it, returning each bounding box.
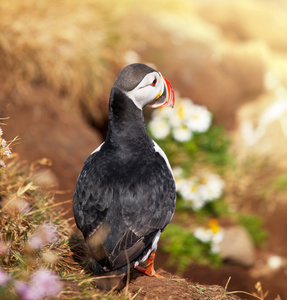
[126,269,241,300]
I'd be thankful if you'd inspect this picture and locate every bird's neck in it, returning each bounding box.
[106,87,152,148]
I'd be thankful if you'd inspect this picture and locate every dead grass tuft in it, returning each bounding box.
[0,0,128,126]
[0,0,179,129]
[0,155,126,299]
[224,277,269,300]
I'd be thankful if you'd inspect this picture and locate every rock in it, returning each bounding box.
[220,226,256,267]
[233,89,287,166]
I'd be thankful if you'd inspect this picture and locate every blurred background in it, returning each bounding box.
[1,0,287,298]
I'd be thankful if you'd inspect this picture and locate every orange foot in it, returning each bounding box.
[135,252,164,278]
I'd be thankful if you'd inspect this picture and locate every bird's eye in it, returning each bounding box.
[151,78,157,86]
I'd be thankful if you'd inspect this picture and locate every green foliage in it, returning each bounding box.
[161,224,222,273]
[195,199,230,222]
[176,196,229,222]
[194,126,234,169]
[153,125,233,175]
[272,174,287,193]
[237,215,268,248]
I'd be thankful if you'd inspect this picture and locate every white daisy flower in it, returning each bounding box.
[0,128,3,136]
[152,106,174,120]
[175,179,187,196]
[194,227,213,243]
[149,117,170,140]
[198,173,225,202]
[190,197,206,210]
[172,166,184,179]
[172,166,184,189]
[212,230,224,244]
[186,104,212,133]
[211,229,224,253]
[194,219,224,253]
[178,178,198,200]
[211,241,222,253]
[169,98,194,128]
[178,178,205,210]
[172,125,192,142]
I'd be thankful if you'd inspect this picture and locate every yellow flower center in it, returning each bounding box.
[178,106,184,120]
[209,219,220,234]
[199,177,207,185]
[190,184,197,192]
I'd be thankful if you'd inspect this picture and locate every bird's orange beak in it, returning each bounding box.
[147,76,175,108]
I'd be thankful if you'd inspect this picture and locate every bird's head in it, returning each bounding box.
[113,63,175,110]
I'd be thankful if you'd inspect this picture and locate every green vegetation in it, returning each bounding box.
[161,224,222,272]
[237,215,268,248]
[155,126,233,175]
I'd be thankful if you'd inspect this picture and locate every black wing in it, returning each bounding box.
[73,149,113,239]
[120,151,176,236]
[108,151,176,269]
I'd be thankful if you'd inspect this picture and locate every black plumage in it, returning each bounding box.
[73,63,176,289]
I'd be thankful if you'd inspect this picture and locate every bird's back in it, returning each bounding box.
[73,138,175,272]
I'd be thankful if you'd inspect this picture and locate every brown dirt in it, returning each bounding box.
[126,269,241,300]
[1,83,103,217]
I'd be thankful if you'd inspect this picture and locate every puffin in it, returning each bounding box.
[73,63,176,290]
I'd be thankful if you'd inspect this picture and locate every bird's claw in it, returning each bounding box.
[135,252,164,278]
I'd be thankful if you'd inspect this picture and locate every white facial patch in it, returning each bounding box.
[125,72,163,109]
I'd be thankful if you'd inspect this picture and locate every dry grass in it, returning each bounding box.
[0,0,187,129]
[0,155,127,299]
[224,277,270,300]
[224,154,287,214]
[0,0,128,127]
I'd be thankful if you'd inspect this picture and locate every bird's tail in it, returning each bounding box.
[92,261,127,291]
